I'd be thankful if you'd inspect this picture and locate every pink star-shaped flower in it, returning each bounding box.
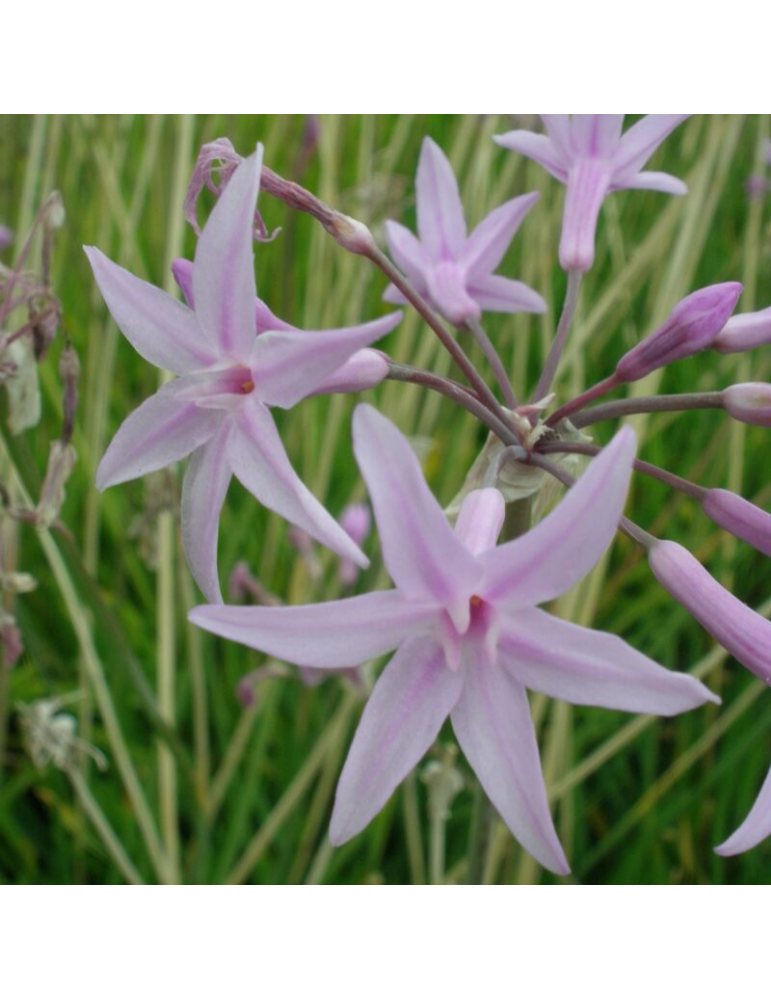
[87,147,402,603]
[191,405,716,873]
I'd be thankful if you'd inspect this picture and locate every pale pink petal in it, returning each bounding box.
[193,147,262,359]
[454,488,505,556]
[467,274,546,315]
[451,657,569,875]
[539,115,573,158]
[480,427,636,610]
[716,762,771,856]
[181,426,232,603]
[252,312,401,409]
[461,193,539,281]
[330,634,462,845]
[415,137,467,261]
[171,257,195,307]
[229,396,369,568]
[702,489,771,558]
[85,247,217,374]
[384,220,431,281]
[612,114,691,177]
[493,130,569,183]
[189,590,436,667]
[560,159,611,273]
[425,261,481,326]
[612,170,688,196]
[571,115,625,157]
[97,383,221,490]
[255,297,296,334]
[383,284,410,305]
[352,404,482,616]
[499,608,718,714]
[309,349,389,397]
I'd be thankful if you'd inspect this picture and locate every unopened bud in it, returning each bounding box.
[649,540,771,685]
[338,503,372,587]
[616,282,743,382]
[713,306,771,354]
[723,383,771,427]
[310,349,390,398]
[702,489,771,557]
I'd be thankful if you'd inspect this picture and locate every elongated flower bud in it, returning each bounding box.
[649,540,771,684]
[713,306,771,353]
[310,349,389,397]
[723,382,771,426]
[616,282,743,382]
[702,489,771,557]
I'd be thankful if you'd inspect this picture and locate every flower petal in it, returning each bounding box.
[451,657,569,875]
[571,115,625,157]
[193,147,262,359]
[467,274,546,315]
[560,159,611,273]
[85,247,217,374]
[480,427,636,610]
[97,382,221,490]
[716,762,771,857]
[454,488,505,556]
[461,193,539,281]
[540,115,573,158]
[252,312,401,409]
[612,171,688,196]
[353,404,482,611]
[612,114,691,178]
[181,426,232,603]
[330,634,462,845]
[493,131,568,183]
[309,349,389,397]
[171,257,195,307]
[229,396,369,567]
[383,284,409,305]
[255,297,296,334]
[384,220,431,282]
[500,608,718,714]
[415,137,467,260]
[189,590,436,667]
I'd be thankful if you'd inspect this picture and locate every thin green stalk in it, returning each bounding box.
[68,769,145,885]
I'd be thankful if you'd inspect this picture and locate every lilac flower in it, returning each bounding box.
[383,137,546,327]
[87,148,402,603]
[616,282,742,382]
[701,489,771,558]
[191,405,716,874]
[713,305,771,353]
[716,763,771,857]
[723,383,771,427]
[339,502,372,586]
[495,115,690,272]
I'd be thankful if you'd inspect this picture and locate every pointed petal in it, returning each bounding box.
[252,312,402,409]
[383,284,409,305]
[613,170,688,195]
[330,634,462,844]
[353,404,481,606]
[189,590,436,667]
[467,274,547,315]
[309,349,389,397]
[171,257,195,307]
[716,762,771,856]
[193,147,262,359]
[455,488,505,556]
[181,426,232,603]
[493,131,569,182]
[612,114,691,177]
[571,115,625,156]
[229,396,369,567]
[415,137,467,260]
[560,159,611,273]
[481,427,636,610]
[462,193,539,281]
[85,247,217,374]
[425,262,480,326]
[97,383,221,490]
[451,658,569,875]
[539,115,573,158]
[500,608,718,714]
[255,297,296,334]
[384,219,431,281]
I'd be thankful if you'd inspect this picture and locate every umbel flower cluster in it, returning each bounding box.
[88,116,771,875]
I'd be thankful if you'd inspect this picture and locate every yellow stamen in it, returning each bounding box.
[240,380,255,394]
[470,594,483,608]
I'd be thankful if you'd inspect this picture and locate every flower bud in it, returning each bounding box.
[616,282,743,382]
[713,305,771,354]
[702,489,771,557]
[649,540,771,685]
[723,383,771,426]
[0,224,13,252]
[310,349,389,397]
[338,503,372,587]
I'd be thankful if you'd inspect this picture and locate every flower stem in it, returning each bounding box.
[532,270,583,402]
[568,391,725,430]
[547,372,621,427]
[385,361,520,447]
[464,315,518,409]
[68,768,145,885]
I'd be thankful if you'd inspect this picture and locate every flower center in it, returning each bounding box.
[240,379,255,394]
[470,594,483,608]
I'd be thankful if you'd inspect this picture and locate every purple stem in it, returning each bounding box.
[568,391,725,430]
[532,270,583,403]
[547,372,621,427]
[464,315,518,410]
